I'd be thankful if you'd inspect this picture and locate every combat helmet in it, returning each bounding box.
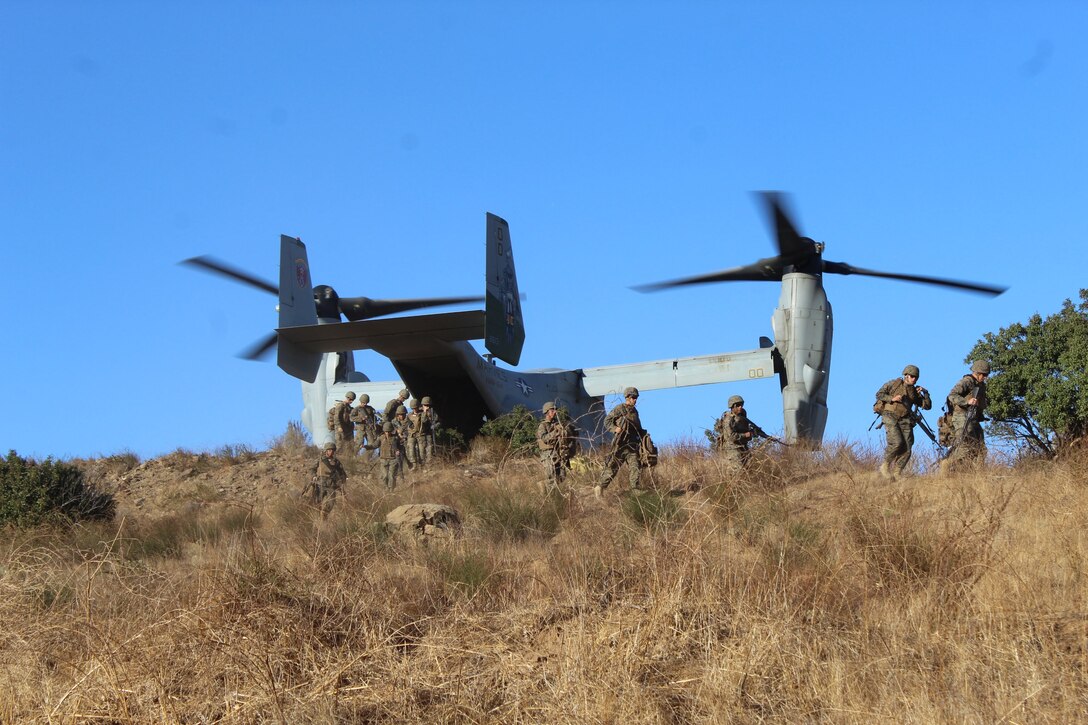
[624,387,640,398]
[323,441,336,451]
[398,388,409,399]
[421,396,432,405]
[382,422,393,432]
[345,391,356,401]
[902,364,920,378]
[358,393,370,404]
[542,401,556,413]
[971,360,991,374]
[728,395,744,408]
[397,405,408,416]
[409,398,420,409]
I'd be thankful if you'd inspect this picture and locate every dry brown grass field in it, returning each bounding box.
[2,436,1087,723]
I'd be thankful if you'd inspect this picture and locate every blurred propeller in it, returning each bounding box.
[338,294,487,322]
[181,256,278,295]
[238,332,279,361]
[635,192,1007,297]
[820,261,1007,295]
[181,254,485,360]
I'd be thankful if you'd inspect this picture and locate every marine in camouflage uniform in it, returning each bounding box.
[309,442,347,517]
[537,401,572,489]
[391,405,413,471]
[418,396,440,464]
[375,422,403,490]
[349,393,378,456]
[713,394,765,471]
[405,399,425,469]
[874,364,932,479]
[595,387,646,497]
[383,389,410,421]
[327,391,356,454]
[943,360,990,471]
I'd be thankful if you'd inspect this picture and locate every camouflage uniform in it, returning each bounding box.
[713,395,767,471]
[311,444,347,517]
[874,369,932,477]
[376,423,403,491]
[327,392,356,454]
[537,403,573,488]
[944,363,989,469]
[391,407,413,471]
[714,411,754,470]
[597,389,646,493]
[349,394,378,455]
[418,398,440,464]
[383,390,410,421]
[405,400,425,469]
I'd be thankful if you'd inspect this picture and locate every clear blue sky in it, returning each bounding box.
[3,3,1085,460]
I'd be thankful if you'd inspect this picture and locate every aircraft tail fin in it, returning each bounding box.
[484,213,525,365]
[276,235,322,382]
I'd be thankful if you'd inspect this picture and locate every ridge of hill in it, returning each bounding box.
[4,442,1087,722]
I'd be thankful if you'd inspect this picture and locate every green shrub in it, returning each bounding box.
[0,451,115,526]
[478,405,538,457]
[434,426,468,458]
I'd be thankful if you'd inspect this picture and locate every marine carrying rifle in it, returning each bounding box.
[940,385,980,460]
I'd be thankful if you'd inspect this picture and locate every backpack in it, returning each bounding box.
[937,408,954,446]
[639,432,659,468]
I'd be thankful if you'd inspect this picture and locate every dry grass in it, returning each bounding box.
[2,442,1088,723]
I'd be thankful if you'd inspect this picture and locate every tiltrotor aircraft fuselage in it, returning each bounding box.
[185,193,1004,447]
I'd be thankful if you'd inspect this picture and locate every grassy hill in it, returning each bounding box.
[2,436,1085,722]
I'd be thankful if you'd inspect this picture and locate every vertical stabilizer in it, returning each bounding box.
[484,213,525,365]
[277,235,322,382]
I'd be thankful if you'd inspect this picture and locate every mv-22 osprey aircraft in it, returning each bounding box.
[186,193,1005,447]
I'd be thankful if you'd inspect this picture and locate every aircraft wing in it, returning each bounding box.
[580,348,776,396]
[276,311,485,354]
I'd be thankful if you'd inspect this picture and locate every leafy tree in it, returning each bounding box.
[966,290,1088,456]
[0,451,115,526]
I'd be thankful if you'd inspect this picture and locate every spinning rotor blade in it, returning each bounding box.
[238,332,279,361]
[633,259,783,292]
[338,294,485,322]
[180,256,278,296]
[821,261,1007,296]
[759,191,810,258]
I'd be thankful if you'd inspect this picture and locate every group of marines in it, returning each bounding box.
[535,385,770,498]
[873,359,990,480]
[533,357,993,495]
[307,389,442,511]
[307,359,992,513]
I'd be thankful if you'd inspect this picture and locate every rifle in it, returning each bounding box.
[299,476,316,499]
[735,407,785,446]
[941,385,980,460]
[608,410,636,461]
[749,421,790,447]
[909,408,942,448]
